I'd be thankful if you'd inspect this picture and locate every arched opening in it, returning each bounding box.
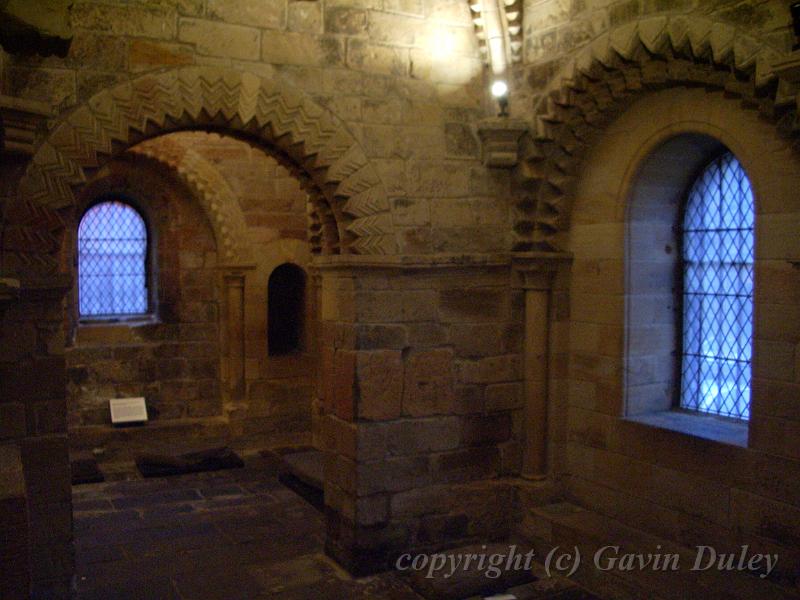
[627,137,756,420]
[6,66,392,596]
[77,200,150,319]
[268,263,306,356]
[625,134,723,416]
[66,130,319,468]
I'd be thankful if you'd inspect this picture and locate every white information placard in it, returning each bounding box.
[109,397,148,425]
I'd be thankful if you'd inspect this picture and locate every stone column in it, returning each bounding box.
[513,253,571,480]
[222,271,246,404]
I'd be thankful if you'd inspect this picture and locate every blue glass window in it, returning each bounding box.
[78,201,148,317]
[681,153,754,420]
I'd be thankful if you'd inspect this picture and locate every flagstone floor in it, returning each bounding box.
[71,456,422,600]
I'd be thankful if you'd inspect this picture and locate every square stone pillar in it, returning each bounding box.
[315,255,524,575]
[0,274,74,599]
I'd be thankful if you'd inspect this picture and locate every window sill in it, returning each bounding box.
[73,316,161,347]
[78,315,158,327]
[625,410,748,448]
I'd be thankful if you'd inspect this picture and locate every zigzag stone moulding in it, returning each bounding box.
[514,16,793,252]
[16,66,396,263]
[125,136,255,268]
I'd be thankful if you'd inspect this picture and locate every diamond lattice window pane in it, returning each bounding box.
[681,153,754,420]
[78,201,148,317]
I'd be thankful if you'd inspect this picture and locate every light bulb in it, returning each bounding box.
[491,80,508,98]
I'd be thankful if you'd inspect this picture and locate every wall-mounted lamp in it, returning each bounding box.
[491,79,509,117]
[792,2,800,50]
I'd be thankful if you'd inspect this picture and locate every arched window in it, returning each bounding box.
[680,153,754,420]
[78,200,148,318]
[268,263,306,356]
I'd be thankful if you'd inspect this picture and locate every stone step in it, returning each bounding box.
[261,447,325,510]
[280,448,324,490]
[516,502,800,600]
[513,479,561,509]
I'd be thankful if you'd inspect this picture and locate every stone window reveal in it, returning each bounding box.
[680,153,754,420]
[268,263,306,356]
[78,200,148,318]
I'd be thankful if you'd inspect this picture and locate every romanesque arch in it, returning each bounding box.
[13,65,395,274]
[514,16,795,252]
[125,136,254,268]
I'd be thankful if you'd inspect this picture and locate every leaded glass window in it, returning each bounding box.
[78,201,148,317]
[680,153,754,420]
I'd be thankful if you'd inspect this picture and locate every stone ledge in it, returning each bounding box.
[625,410,748,448]
[312,253,514,271]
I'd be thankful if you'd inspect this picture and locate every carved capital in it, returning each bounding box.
[476,117,527,168]
[511,252,572,290]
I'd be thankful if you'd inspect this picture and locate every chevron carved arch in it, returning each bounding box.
[124,136,254,268]
[514,16,794,252]
[16,66,395,270]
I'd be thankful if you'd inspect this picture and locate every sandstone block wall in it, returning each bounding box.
[0,0,511,256]
[560,85,800,585]
[0,284,74,598]
[62,131,325,458]
[65,161,222,427]
[515,0,794,113]
[0,443,30,599]
[317,260,525,571]
[2,0,800,596]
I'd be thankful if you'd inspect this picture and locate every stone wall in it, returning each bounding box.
[2,0,800,595]
[65,132,321,456]
[0,443,29,600]
[65,160,222,429]
[557,84,800,587]
[0,280,74,599]
[514,0,794,114]
[317,258,525,572]
[0,0,512,257]
[173,132,320,447]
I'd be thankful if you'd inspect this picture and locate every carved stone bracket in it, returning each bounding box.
[0,95,54,157]
[511,251,572,290]
[476,117,528,168]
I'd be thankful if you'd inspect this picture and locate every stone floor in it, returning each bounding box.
[71,455,601,600]
[72,455,422,600]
